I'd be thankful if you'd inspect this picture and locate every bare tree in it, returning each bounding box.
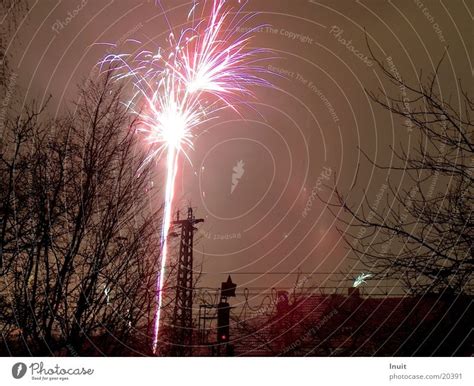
[0,71,168,355]
[0,0,28,91]
[330,52,473,295]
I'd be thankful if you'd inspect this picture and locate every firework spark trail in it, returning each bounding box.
[152,144,178,352]
[101,0,271,354]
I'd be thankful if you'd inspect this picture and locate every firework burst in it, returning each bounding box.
[100,0,271,353]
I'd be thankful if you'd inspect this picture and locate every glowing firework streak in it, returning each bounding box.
[353,273,373,288]
[140,73,204,353]
[101,0,271,354]
[153,144,178,351]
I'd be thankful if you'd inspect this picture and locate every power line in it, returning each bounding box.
[198,272,361,275]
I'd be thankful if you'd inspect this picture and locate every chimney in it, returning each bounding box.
[276,291,289,313]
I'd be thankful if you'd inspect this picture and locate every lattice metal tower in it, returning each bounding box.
[170,207,203,356]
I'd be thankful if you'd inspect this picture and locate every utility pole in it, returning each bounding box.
[170,207,203,356]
